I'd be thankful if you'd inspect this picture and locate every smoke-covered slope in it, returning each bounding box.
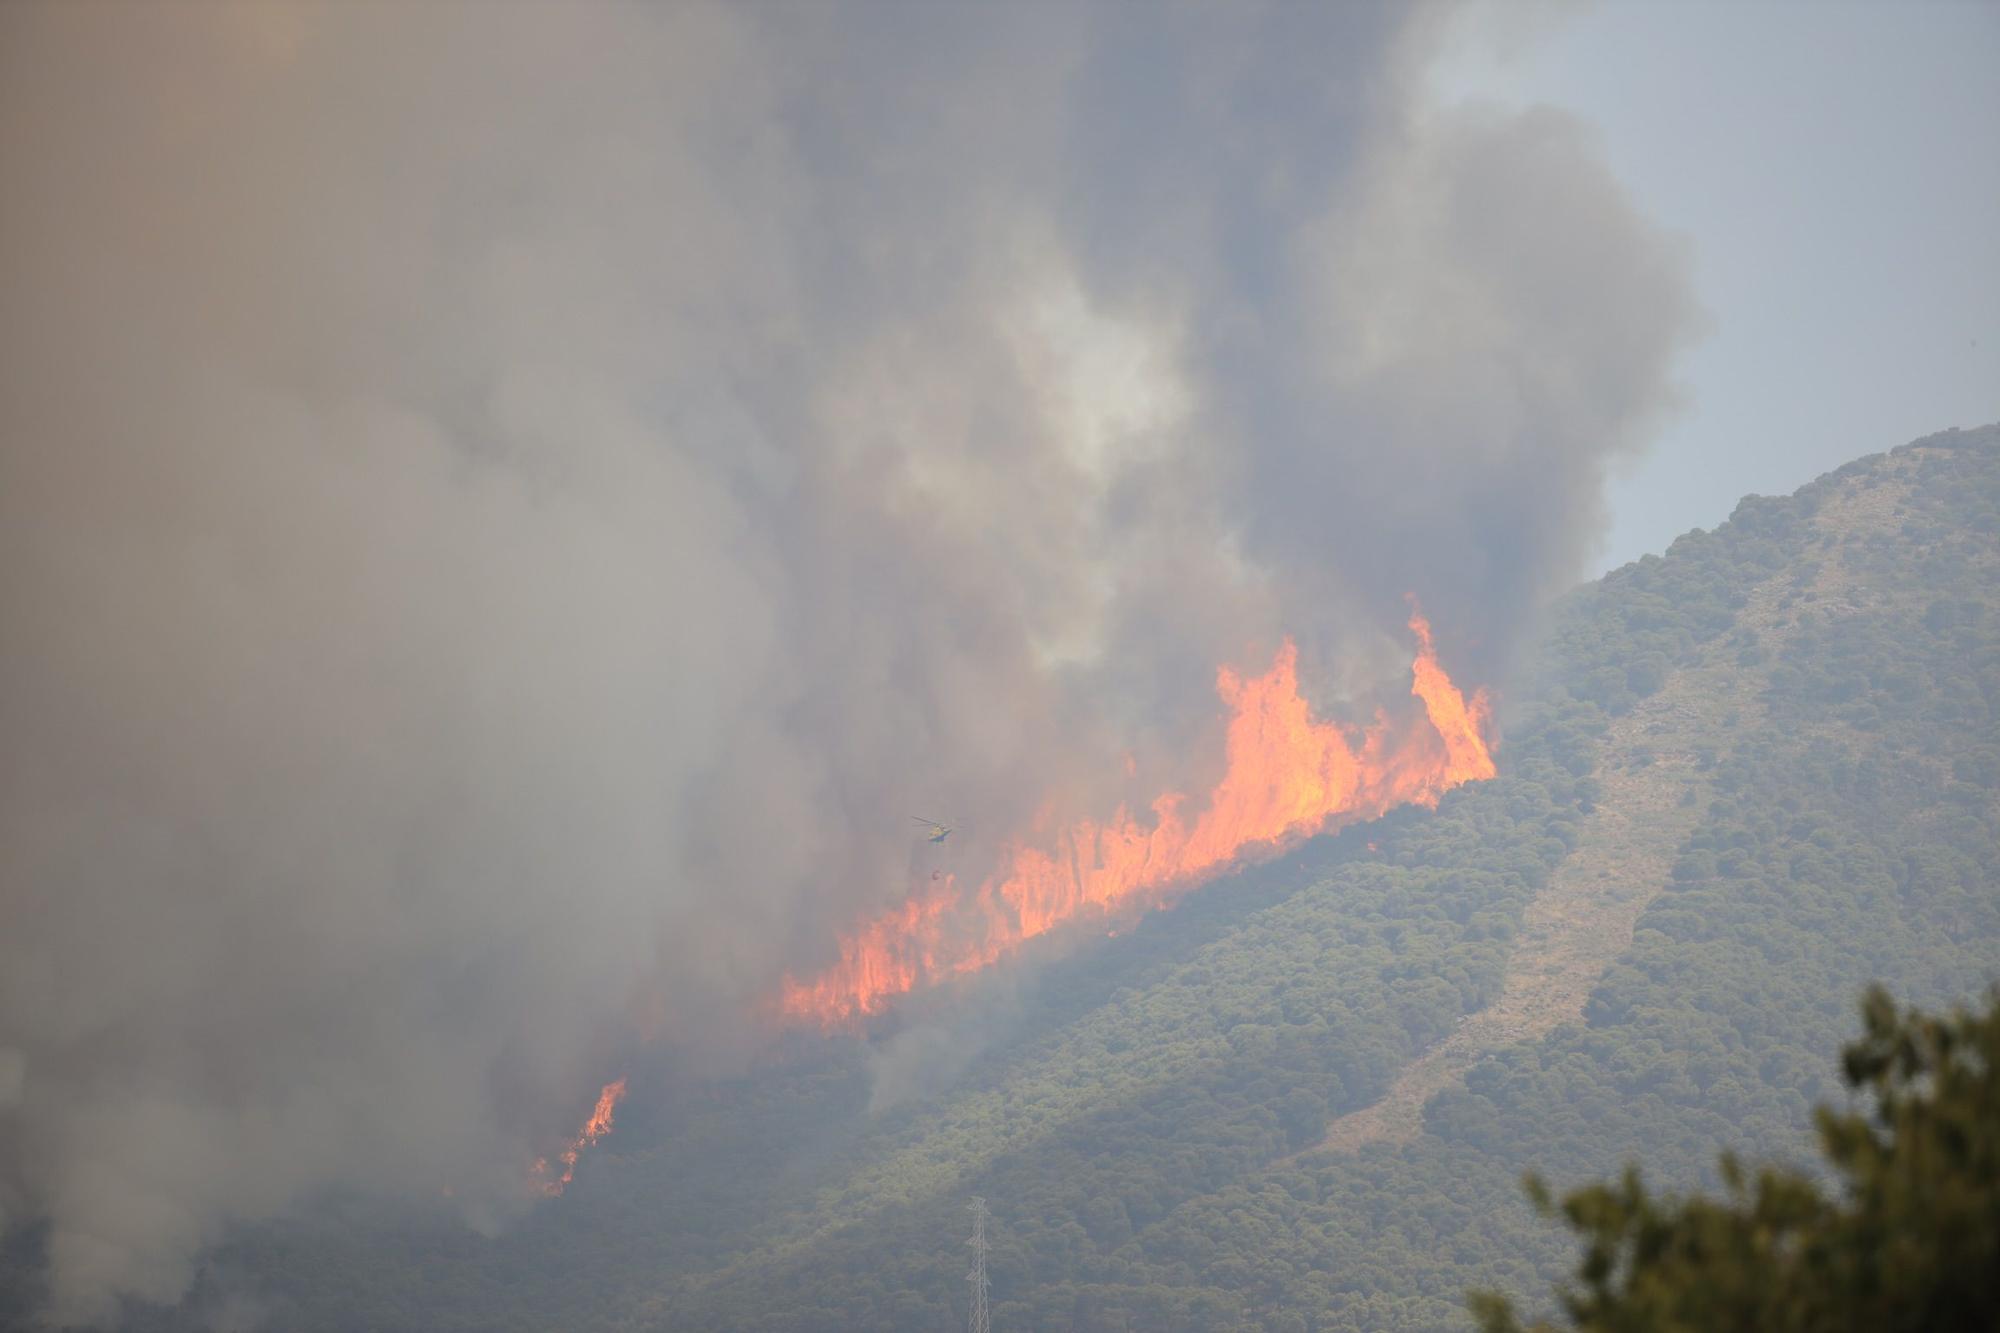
[0,11,1698,1320]
[59,423,1995,1332]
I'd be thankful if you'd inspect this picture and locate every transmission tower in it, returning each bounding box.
[966,1196,991,1333]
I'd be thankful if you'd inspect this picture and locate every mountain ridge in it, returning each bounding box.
[94,423,2000,1333]
[1308,424,1994,1157]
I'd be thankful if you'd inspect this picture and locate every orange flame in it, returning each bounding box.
[781,612,1494,1027]
[532,1076,628,1197]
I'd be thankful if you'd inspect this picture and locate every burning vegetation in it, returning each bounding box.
[532,1077,629,1197]
[780,612,1495,1027]
[539,613,1492,1186]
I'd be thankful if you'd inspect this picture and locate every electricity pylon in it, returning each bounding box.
[966,1196,991,1333]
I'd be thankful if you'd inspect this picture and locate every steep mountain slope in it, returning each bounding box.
[101,425,2000,1333]
[648,426,1998,1333]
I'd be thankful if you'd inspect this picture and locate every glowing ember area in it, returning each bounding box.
[532,1077,628,1197]
[781,613,1495,1027]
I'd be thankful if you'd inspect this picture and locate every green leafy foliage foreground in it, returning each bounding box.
[1472,986,2000,1332]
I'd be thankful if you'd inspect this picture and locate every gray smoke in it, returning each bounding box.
[0,2,1693,1323]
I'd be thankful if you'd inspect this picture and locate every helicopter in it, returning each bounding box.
[912,816,955,844]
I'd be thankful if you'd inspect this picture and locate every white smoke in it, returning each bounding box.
[0,2,1693,1323]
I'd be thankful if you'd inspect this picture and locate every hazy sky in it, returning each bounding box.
[1441,0,2000,572]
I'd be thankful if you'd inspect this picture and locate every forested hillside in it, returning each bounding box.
[102,425,2000,1332]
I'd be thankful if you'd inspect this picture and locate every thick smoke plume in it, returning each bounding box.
[0,2,1693,1323]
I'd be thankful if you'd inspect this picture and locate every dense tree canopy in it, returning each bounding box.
[1472,986,2000,1333]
